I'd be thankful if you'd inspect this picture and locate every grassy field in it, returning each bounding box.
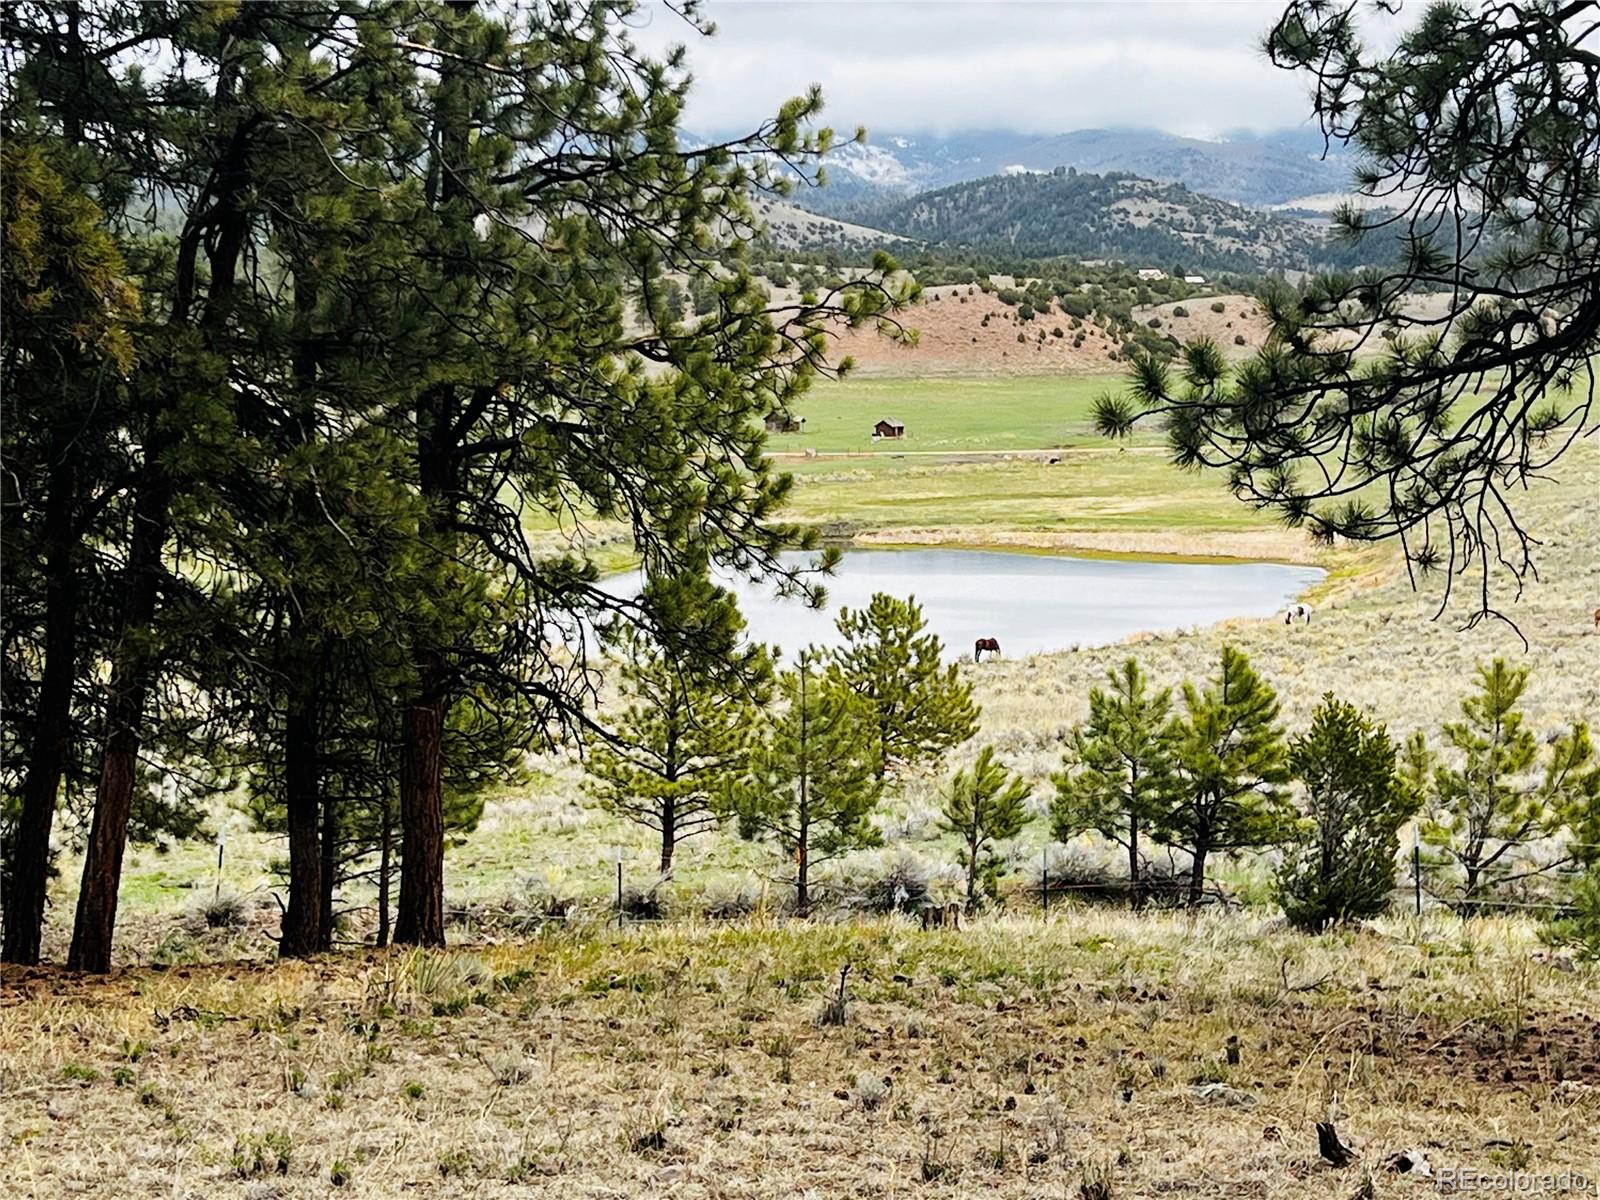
[526,373,1325,567]
[766,374,1114,453]
[4,914,1598,1198]
[779,448,1322,563]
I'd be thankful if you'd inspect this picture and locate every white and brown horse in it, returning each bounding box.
[1284,603,1313,625]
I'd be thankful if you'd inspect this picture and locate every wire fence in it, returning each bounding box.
[189,821,1596,945]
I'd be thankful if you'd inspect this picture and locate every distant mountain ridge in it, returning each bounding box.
[858,169,1336,273]
[790,126,1353,211]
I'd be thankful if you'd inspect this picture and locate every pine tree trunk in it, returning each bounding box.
[67,466,169,974]
[376,799,393,948]
[395,692,445,946]
[1127,812,1143,911]
[280,689,322,959]
[1187,838,1210,909]
[659,794,675,877]
[796,841,809,918]
[67,26,250,974]
[318,787,338,951]
[67,695,143,973]
[3,451,78,965]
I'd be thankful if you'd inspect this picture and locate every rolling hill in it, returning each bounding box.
[858,169,1334,273]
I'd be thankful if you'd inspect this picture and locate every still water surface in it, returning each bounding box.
[605,548,1323,660]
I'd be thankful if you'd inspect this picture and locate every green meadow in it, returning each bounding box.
[765,373,1117,453]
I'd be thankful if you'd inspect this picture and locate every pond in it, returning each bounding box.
[605,548,1323,661]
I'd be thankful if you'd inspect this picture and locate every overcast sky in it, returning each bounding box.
[623,1,1357,140]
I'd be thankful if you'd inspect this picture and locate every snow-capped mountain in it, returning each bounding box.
[796,126,1353,214]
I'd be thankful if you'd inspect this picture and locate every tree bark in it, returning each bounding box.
[659,795,675,877]
[795,841,809,918]
[318,787,338,951]
[3,449,79,965]
[66,464,169,974]
[965,827,981,914]
[394,692,446,945]
[1127,812,1143,911]
[376,800,393,948]
[279,685,322,959]
[1187,836,1210,909]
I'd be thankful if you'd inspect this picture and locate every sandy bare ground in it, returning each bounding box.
[852,524,1332,566]
[827,286,1128,376]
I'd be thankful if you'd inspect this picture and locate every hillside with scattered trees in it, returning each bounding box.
[860,168,1345,272]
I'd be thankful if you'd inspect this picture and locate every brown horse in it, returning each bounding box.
[974,637,1001,661]
[1593,607,1599,629]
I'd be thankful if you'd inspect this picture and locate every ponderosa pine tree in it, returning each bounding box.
[1418,659,1587,910]
[358,1,909,946]
[585,595,770,877]
[832,593,979,780]
[1161,647,1293,907]
[0,136,139,965]
[1,2,299,973]
[1051,659,1180,910]
[940,745,1032,912]
[736,652,881,916]
[1276,695,1421,932]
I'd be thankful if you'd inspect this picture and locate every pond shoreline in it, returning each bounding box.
[603,547,1327,661]
[834,523,1333,569]
[833,535,1303,569]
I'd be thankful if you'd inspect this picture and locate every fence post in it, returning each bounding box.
[616,860,624,927]
[1041,851,1049,914]
[1412,827,1422,916]
[215,830,226,902]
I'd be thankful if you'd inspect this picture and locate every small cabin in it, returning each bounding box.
[872,418,905,440]
[765,413,805,434]
[1183,274,1207,285]
[1136,267,1168,281]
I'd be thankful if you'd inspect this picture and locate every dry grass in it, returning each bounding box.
[3,911,1597,1198]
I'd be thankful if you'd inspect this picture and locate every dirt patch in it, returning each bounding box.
[850,524,1330,566]
[827,286,1127,375]
[1132,293,1272,359]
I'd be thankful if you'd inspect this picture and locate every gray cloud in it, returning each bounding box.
[625,1,1333,139]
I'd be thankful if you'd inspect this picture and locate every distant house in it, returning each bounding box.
[1183,274,1207,285]
[872,418,905,440]
[1137,268,1168,281]
[765,413,805,434]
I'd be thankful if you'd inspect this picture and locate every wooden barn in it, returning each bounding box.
[872,418,905,439]
[765,413,805,434]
